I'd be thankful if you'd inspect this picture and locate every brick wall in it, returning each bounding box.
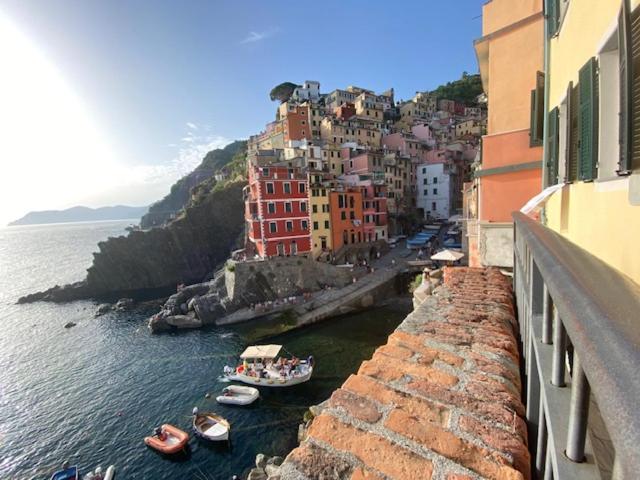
[276,267,529,480]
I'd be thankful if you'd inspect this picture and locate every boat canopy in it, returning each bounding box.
[240,344,282,359]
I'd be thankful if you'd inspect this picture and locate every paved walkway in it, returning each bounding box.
[274,267,529,480]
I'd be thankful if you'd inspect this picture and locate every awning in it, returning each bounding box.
[240,344,282,359]
[520,183,565,215]
[431,249,465,262]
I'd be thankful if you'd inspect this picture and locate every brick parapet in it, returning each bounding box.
[275,267,528,480]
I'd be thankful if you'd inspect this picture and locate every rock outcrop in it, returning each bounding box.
[19,181,246,304]
[148,256,354,333]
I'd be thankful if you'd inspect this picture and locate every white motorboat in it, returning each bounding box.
[85,465,115,480]
[216,385,259,405]
[192,408,230,441]
[223,344,314,388]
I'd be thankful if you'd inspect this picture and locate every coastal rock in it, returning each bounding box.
[247,469,267,480]
[265,464,280,477]
[95,303,112,316]
[19,181,247,303]
[267,456,284,466]
[64,322,76,329]
[165,314,202,329]
[256,453,268,469]
[115,298,134,311]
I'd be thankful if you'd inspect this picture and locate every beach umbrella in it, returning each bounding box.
[430,249,465,262]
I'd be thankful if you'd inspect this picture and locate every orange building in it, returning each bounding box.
[469,0,544,267]
[283,104,311,142]
[329,189,364,253]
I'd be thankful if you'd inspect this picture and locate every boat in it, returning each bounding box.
[85,465,116,480]
[192,408,230,441]
[50,465,78,480]
[216,385,259,405]
[144,424,189,454]
[222,344,314,387]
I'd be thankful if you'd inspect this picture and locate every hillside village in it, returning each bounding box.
[241,79,485,260]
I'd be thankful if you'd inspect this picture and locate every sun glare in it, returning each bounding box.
[0,10,126,224]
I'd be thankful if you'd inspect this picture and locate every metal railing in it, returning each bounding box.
[512,212,640,480]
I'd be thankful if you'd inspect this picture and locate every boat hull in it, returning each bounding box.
[193,413,230,441]
[144,424,189,455]
[50,466,78,480]
[225,368,312,387]
[216,385,259,405]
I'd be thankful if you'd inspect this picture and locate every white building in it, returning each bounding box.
[416,163,452,220]
[292,80,320,102]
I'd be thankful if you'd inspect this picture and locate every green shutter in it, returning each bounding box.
[568,83,580,181]
[630,3,640,170]
[530,90,538,146]
[547,107,559,186]
[578,57,599,181]
[546,0,560,37]
[530,72,545,146]
[619,0,632,174]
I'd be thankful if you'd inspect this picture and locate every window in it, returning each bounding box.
[423,178,428,185]
[338,195,345,208]
[312,204,318,213]
[578,57,599,181]
[284,183,291,194]
[324,220,330,229]
[313,221,319,229]
[433,177,438,184]
[268,203,276,214]
[433,188,438,195]
[341,211,346,220]
[269,222,277,233]
[266,183,275,194]
[322,204,329,213]
[301,120,306,125]
[424,189,428,196]
[301,220,308,230]
[349,196,355,208]
[285,202,292,213]
[286,221,293,232]
[530,71,545,146]
[432,202,436,211]
[350,211,355,220]
[262,168,270,177]
[301,202,307,212]
[299,183,306,193]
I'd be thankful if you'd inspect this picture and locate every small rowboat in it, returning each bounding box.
[144,424,189,454]
[85,465,116,480]
[192,409,230,441]
[50,465,78,480]
[216,385,259,406]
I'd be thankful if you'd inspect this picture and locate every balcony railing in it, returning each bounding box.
[512,212,640,480]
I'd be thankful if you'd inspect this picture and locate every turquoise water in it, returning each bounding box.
[0,221,408,479]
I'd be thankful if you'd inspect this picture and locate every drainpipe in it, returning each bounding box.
[541,0,551,225]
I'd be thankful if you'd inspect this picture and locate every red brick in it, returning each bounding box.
[328,388,382,423]
[350,467,385,480]
[307,414,433,480]
[377,343,414,360]
[287,442,354,479]
[388,331,464,367]
[360,353,459,387]
[343,374,449,426]
[459,415,530,479]
[385,409,523,480]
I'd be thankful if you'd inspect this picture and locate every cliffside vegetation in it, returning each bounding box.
[431,72,483,105]
[140,140,246,228]
[269,82,300,103]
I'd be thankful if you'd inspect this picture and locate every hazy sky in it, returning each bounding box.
[0,0,485,225]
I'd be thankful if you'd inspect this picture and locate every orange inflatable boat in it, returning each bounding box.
[144,424,189,454]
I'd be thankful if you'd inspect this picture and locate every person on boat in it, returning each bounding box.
[155,427,167,441]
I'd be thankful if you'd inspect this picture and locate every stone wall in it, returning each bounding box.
[274,267,529,480]
[479,222,514,268]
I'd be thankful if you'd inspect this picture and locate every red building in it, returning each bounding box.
[245,165,311,257]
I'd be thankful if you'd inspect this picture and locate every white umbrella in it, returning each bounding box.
[430,249,465,262]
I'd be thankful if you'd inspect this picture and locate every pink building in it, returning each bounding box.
[382,132,429,162]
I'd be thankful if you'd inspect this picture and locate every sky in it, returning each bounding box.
[0,0,486,225]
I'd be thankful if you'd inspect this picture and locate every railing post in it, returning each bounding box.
[551,310,566,387]
[542,285,553,344]
[544,447,554,480]
[536,401,548,477]
[566,352,590,462]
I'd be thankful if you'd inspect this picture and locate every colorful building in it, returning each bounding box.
[244,165,311,258]
[329,189,365,253]
[308,172,333,259]
[469,0,544,267]
[543,0,640,285]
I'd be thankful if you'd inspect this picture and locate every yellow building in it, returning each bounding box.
[544,0,640,284]
[308,172,334,259]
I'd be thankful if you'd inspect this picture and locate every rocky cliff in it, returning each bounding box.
[140,140,246,228]
[19,180,246,303]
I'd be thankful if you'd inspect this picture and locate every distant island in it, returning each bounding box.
[8,205,149,226]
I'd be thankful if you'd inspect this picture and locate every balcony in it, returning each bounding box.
[512,212,640,479]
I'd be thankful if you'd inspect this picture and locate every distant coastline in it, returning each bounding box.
[8,205,148,226]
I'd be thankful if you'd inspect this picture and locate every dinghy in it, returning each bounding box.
[50,465,78,480]
[85,465,116,480]
[192,408,230,441]
[223,344,314,387]
[216,385,259,405]
[144,424,189,454]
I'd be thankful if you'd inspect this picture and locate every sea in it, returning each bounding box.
[0,220,409,480]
